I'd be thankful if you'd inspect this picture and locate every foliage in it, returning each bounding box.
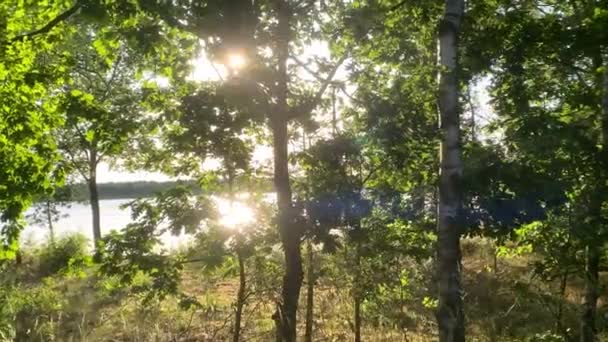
[36,233,92,278]
[0,0,74,260]
[56,26,145,181]
[97,187,214,304]
[26,186,73,240]
[1,0,608,340]
[0,280,64,341]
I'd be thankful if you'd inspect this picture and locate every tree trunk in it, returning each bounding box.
[436,1,465,341]
[46,200,55,246]
[493,242,498,275]
[556,271,568,335]
[354,241,362,342]
[354,295,362,342]
[581,48,608,342]
[304,239,314,342]
[234,247,246,342]
[272,1,303,341]
[331,87,338,136]
[88,149,101,247]
[581,246,600,342]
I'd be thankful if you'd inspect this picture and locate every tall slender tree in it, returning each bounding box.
[436,0,465,340]
[58,31,142,246]
[271,2,302,340]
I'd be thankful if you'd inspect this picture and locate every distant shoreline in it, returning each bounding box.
[56,178,274,202]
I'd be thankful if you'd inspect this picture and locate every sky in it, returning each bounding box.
[96,42,494,184]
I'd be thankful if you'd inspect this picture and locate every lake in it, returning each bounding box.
[22,199,192,249]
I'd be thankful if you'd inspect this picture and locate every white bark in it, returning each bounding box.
[436,0,466,341]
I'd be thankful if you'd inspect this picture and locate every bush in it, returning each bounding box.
[37,234,91,277]
[0,281,64,341]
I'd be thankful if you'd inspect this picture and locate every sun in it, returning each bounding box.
[227,53,247,70]
[216,198,255,229]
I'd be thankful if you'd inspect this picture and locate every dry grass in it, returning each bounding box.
[14,237,607,341]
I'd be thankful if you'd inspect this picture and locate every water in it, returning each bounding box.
[20,194,270,249]
[21,199,192,249]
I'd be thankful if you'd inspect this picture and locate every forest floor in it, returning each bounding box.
[2,237,606,341]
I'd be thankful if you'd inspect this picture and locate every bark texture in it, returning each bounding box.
[273,1,303,340]
[354,296,362,342]
[436,0,465,341]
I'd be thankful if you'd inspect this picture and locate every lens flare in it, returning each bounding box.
[216,197,255,229]
[227,53,247,70]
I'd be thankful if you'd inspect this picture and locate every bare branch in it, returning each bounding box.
[62,147,90,182]
[99,49,125,102]
[288,54,348,121]
[290,56,326,82]
[336,83,362,105]
[210,62,225,82]
[361,165,379,187]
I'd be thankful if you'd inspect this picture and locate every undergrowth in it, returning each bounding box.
[0,234,605,341]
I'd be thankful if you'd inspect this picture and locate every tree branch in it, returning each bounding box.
[336,83,362,105]
[62,146,90,182]
[288,54,348,121]
[361,165,379,187]
[99,49,124,102]
[11,2,82,42]
[389,0,408,12]
[157,11,192,33]
[290,56,326,82]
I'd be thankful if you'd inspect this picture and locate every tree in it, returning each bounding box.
[27,185,73,245]
[0,0,80,259]
[97,186,214,304]
[163,83,257,342]
[467,1,608,340]
[62,2,347,337]
[436,1,466,340]
[296,134,372,341]
[58,29,143,246]
[188,194,276,342]
[149,2,347,338]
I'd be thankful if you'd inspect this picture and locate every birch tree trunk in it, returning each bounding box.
[436,0,465,341]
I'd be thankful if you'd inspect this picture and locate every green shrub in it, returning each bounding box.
[37,233,92,277]
[0,280,64,341]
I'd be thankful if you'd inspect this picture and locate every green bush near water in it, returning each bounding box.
[36,234,92,278]
[0,234,96,341]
